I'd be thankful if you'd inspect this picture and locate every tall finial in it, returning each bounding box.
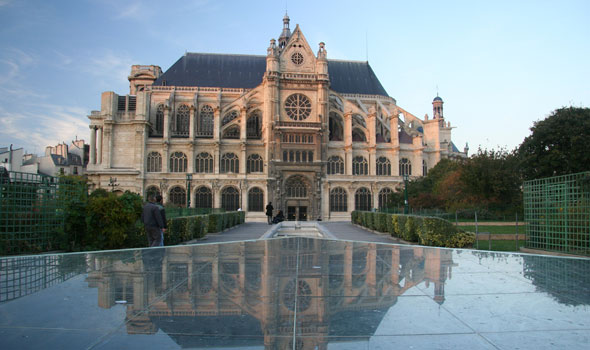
[278,12,291,49]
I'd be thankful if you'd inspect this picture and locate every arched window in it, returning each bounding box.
[222,125,240,139]
[378,188,394,209]
[352,156,368,175]
[152,104,164,136]
[221,153,239,173]
[355,187,372,211]
[327,156,344,175]
[174,104,190,137]
[330,187,348,212]
[194,186,212,209]
[376,157,391,176]
[399,158,412,176]
[286,176,307,198]
[146,152,162,172]
[170,152,187,172]
[248,187,264,212]
[195,152,213,173]
[423,159,428,176]
[198,105,214,137]
[247,113,262,139]
[169,186,186,207]
[221,187,240,211]
[146,186,160,198]
[247,154,263,173]
[352,128,367,142]
[222,110,238,126]
[329,112,343,141]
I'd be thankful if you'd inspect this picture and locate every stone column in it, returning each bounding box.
[344,112,353,175]
[189,106,196,139]
[240,142,247,175]
[213,107,221,142]
[163,106,170,141]
[97,127,103,164]
[89,126,96,165]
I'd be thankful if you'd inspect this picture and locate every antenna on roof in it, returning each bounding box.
[365,30,369,62]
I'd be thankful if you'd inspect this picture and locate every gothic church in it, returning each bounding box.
[87,15,466,221]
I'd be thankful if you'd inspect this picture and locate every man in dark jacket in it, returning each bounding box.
[155,194,167,246]
[141,194,165,247]
[265,202,274,224]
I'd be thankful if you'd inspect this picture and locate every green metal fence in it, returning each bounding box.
[523,172,590,256]
[0,171,86,255]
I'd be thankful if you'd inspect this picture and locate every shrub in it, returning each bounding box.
[375,213,388,233]
[207,213,222,233]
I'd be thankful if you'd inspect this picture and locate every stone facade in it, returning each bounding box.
[86,16,466,221]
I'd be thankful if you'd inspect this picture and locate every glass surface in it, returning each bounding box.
[1,238,589,349]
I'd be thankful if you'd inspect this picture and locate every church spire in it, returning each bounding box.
[278,12,291,49]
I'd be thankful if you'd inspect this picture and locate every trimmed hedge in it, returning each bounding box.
[165,211,245,245]
[352,211,475,248]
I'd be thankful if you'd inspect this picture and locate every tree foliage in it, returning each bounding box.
[518,107,590,180]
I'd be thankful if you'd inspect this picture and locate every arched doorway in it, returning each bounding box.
[284,175,311,221]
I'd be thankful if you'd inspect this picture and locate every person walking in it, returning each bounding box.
[141,194,165,247]
[265,202,274,224]
[155,194,167,246]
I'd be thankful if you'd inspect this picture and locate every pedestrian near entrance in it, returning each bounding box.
[265,202,274,224]
[141,194,165,247]
[155,194,167,246]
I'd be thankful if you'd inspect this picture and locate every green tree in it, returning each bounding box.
[518,107,590,180]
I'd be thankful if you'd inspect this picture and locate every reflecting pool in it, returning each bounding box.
[1,238,589,349]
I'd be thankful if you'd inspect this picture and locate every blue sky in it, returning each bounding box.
[1,0,588,155]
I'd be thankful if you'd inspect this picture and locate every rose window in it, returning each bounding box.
[291,52,304,65]
[285,94,311,121]
[283,279,312,312]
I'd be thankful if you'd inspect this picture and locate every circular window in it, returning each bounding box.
[291,52,304,65]
[283,279,312,312]
[285,94,312,121]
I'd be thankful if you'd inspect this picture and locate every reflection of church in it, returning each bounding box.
[86,238,454,349]
[86,14,466,221]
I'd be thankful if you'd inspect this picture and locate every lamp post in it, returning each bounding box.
[403,174,409,214]
[186,173,192,208]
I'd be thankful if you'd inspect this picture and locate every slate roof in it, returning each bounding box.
[153,53,389,97]
[50,154,82,166]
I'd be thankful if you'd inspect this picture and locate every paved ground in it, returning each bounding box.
[187,221,405,245]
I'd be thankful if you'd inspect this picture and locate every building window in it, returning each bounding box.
[285,93,311,121]
[248,187,264,212]
[222,125,240,139]
[329,112,343,141]
[355,187,372,211]
[352,156,368,175]
[169,186,186,207]
[330,187,348,212]
[221,186,240,211]
[378,188,394,209]
[286,176,307,198]
[327,156,344,175]
[173,104,190,137]
[153,104,164,136]
[73,167,78,175]
[352,128,367,142]
[247,154,263,173]
[198,105,214,137]
[195,152,213,173]
[147,152,162,172]
[399,158,412,176]
[291,52,304,65]
[423,159,428,176]
[222,110,238,126]
[146,185,160,198]
[170,152,187,172]
[247,113,262,139]
[194,186,212,209]
[220,153,239,173]
[376,157,391,176]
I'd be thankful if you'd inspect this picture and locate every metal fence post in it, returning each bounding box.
[475,211,479,249]
[516,213,519,251]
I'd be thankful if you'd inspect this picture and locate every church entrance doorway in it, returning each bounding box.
[286,201,308,221]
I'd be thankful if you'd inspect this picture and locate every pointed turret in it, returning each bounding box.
[278,13,291,49]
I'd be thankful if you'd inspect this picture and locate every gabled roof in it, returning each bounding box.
[153,53,389,97]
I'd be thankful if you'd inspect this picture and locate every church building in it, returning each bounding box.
[86,15,466,221]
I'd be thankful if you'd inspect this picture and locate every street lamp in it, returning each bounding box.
[186,173,192,208]
[403,174,409,214]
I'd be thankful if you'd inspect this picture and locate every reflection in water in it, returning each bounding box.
[523,255,590,306]
[84,238,455,349]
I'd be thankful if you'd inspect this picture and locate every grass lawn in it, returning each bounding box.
[461,225,524,235]
[474,240,526,252]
